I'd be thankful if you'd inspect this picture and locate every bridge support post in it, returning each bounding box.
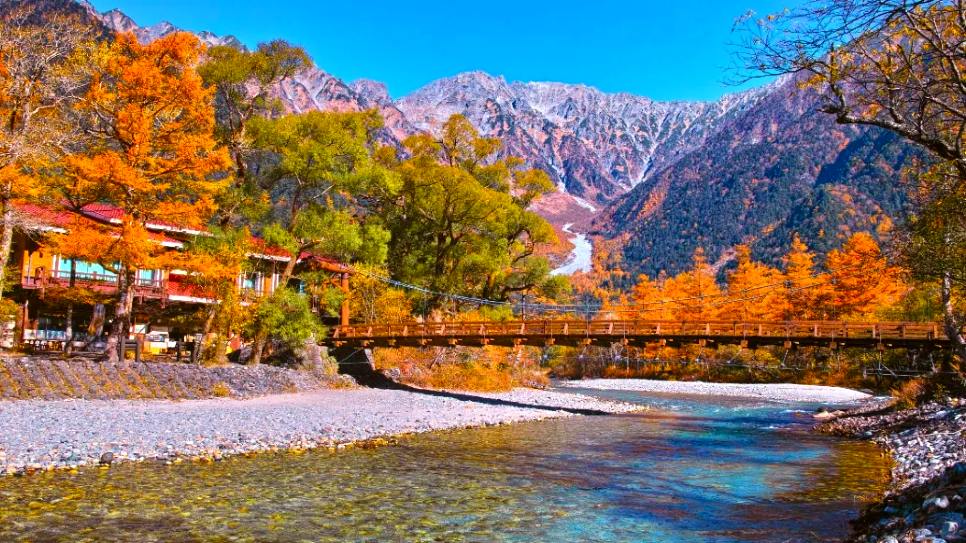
[339,273,350,327]
[329,346,388,386]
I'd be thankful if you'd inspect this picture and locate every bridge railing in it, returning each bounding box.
[330,320,947,342]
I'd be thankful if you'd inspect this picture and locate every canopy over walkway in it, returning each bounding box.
[326,320,955,351]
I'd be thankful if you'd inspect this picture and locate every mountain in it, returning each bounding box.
[396,72,772,206]
[21,1,920,276]
[597,75,919,278]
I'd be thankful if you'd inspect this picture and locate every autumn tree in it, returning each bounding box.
[50,32,229,362]
[661,248,722,321]
[245,109,392,364]
[825,232,905,318]
[630,273,675,320]
[376,114,562,313]
[345,265,412,324]
[899,163,966,343]
[722,245,785,320]
[0,5,90,298]
[182,227,253,364]
[738,0,966,355]
[781,235,831,320]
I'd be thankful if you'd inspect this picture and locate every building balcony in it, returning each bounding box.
[22,271,166,299]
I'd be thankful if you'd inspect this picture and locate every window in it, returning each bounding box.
[137,269,160,286]
[56,258,116,280]
[241,272,263,295]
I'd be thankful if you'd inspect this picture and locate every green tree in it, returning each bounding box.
[197,41,310,204]
[247,288,323,357]
[376,114,561,312]
[245,109,393,364]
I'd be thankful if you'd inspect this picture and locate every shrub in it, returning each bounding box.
[891,378,926,409]
[247,289,324,353]
[374,346,547,392]
[211,382,231,397]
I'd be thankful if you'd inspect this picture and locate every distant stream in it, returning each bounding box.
[0,390,888,542]
[553,222,593,275]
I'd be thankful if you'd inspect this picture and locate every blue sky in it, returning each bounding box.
[90,1,798,102]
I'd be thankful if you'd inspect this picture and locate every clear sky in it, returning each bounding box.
[89,1,798,102]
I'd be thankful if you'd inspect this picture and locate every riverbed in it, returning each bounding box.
[552,222,593,275]
[0,387,889,542]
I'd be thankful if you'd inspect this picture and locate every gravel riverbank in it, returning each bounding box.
[819,399,966,542]
[0,387,640,475]
[559,378,872,403]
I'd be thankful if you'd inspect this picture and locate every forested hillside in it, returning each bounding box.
[599,77,922,278]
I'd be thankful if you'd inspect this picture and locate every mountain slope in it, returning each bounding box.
[598,75,919,277]
[397,72,771,206]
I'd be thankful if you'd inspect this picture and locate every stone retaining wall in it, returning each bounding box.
[0,357,341,400]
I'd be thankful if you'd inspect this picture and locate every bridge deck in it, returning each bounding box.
[326,320,953,350]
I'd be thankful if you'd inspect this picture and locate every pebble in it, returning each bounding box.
[559,378,871,402]
[822,399,966,542]
[0,387,641,475]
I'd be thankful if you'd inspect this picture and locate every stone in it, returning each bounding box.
[99,451,114,465]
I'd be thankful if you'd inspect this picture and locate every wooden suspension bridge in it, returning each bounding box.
[326,319,956,351]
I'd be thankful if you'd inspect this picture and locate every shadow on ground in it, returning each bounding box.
[338,357,614,416]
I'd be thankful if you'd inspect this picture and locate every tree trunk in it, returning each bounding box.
[0,201,15,300]
[105,271,135,363]
[941,270,966,363]
[250,256,298,366]
[197,304,218,364]
[63,259,77,355]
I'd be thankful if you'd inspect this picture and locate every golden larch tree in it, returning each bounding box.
[661,248,722,321]
[781,235,831,320]
[53,32,229,362]
[723,245,785,321]
[825,232,905,319]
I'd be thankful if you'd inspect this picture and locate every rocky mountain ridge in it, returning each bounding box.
[396,71,776,205]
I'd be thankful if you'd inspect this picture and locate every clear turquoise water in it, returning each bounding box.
[0,389,888,542]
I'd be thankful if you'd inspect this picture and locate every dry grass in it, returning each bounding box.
[374,346,548,392]
[211,382,231,397]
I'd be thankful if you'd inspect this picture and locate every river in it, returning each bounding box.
[0,389,888,542]
[553,223,593,275]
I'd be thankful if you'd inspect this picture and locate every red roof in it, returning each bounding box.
[79,203,125,223]
[15,202,350,272]
[15,203,77,230]
[165,275,214,301]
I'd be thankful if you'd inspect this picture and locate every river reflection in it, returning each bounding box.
[0,389,889,542]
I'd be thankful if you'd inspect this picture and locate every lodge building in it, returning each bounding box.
[7,203,351,352]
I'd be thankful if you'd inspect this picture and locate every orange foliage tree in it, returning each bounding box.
[781,236,831,320]
[627,234,904,325]
[722,245,785,321]
[825,232,905,319]
[50,32,229,362]
[0,6,90,297]
[629,274,675,320]
[660,248,722,321]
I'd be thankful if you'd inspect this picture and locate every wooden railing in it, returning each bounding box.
[22,272,166,298]
[327,320,953,350]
